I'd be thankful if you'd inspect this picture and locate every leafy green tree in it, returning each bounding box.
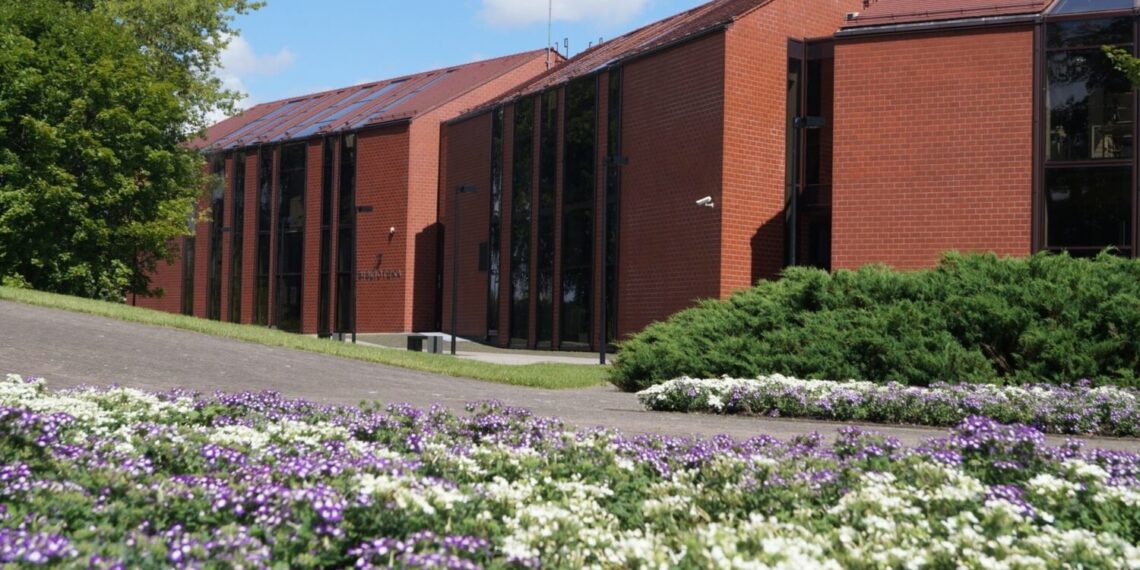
[1105,46,1140,86]
[0,0,259,300]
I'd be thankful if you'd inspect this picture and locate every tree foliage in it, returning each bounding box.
[0,0,259,300]
[1105,46,1140,87]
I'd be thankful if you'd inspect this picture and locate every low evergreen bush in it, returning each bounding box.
[610,252,1140,392]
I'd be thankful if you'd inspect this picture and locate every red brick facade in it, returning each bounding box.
[138,51,552,334]
[831,26,1035,269]
[140,0,1056,347]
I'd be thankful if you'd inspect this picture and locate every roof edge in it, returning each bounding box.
[447,21,733,126]
[382,48,557,123]
[835,12,1039,38]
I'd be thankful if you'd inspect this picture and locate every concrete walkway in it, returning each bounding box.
[2,300,1138,451]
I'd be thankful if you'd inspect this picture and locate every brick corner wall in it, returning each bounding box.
[831,26,1035,270]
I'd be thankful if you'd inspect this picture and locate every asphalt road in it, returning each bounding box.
[2,300,1139,451]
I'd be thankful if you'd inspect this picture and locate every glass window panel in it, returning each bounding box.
[275,144,305,332]
[1045,166,1132,249]
[230,152,246,323]
[1046,48,1133,161]
[1046,17,1132,49]
[510,97,535,346]
[487,108,504,338]
[536,90,558,346]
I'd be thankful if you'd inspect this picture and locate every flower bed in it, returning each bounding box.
[638,375,1140,437]
[3,373,1140,568]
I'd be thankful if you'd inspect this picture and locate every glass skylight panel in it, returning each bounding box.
[216,100,300,148]
[349,72,454,128]
[1050,0,1135,14]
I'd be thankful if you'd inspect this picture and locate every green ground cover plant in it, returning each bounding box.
[0,287,607,390]
[3,374,1140,568]
[612,252,1140,392]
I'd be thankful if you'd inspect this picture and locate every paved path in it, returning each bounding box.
[2,300,1139,451]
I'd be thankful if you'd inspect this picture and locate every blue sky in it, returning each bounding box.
[217,0,709,114]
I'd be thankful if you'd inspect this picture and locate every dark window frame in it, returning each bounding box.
[487,108,504,342]
[229,150,246,323]
[206,154,225,320]
[275,143,307,333]
[509,97,535,348]
[559,77,597,350]
[1034,13,1138,257]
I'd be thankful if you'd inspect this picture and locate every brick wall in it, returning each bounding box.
[617,32,727,336]
[137,240,184,313]
[302,140,323,333]
[355,125,411,333]
[440,113,493,339]
[832,26,1035,270]
[721,0,861,294]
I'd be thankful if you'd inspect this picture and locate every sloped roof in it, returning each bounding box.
[843,0,1050,28]
[199,49,552,151]
[466,0,770,114]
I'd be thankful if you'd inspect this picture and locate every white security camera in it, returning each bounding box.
[695,196,714,208]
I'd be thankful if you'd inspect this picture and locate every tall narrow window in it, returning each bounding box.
[487,108,504,341]
[509,98,535,347]
[275,143,306,332]
[229,151,246,323]
[180,236,195,316]
[536,90,558,347]
[206,155,225,320]
[560,78,596,349]
[318,136,334,337]
[785,40,834,269]
[1043,17,1134,256]
[604,68,622,346]
[335,134,356,334]
[254,147,272,325]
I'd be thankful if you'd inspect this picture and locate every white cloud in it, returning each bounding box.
[208,36,295,123]
[219,35,295,78]
[479,0,651,27]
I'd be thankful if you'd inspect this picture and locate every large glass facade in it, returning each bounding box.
[604,69,622,347]
[536,90,558,347]
[318,136,334,337]
[1043,16,1134,256]
[509,98,535,347]
[206,155,225,320]
[229,151,245,323]
[487,108,504,341]
[255,147,272,325]
[560,78,596,349]
[335,134,356,334]
[275,143,306,332]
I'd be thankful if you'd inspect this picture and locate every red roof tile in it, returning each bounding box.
[470,0,771,112]
[843,0,1050,28]
[199,49,551,151]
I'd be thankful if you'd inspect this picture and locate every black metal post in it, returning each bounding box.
[452,184,477,356]
[600,156,627,365]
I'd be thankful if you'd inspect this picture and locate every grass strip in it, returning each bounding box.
[0,287,608,390]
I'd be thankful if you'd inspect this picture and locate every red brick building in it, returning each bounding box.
[140,50,554,335]
[143,0,1139,349]
[442,0,1139,352]
[441,0,862,350]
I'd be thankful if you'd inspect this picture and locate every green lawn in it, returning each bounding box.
[0,287,608,390]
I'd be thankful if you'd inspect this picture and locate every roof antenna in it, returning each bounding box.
[546,0,553,69]
[563,37,569,57]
